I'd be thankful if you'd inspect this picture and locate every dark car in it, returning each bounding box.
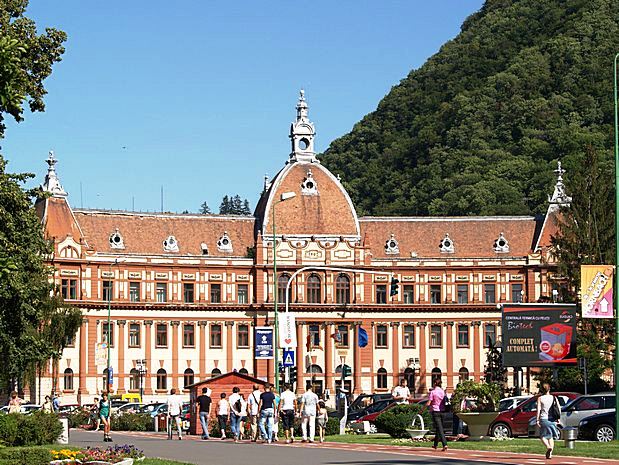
[348,398,396,422]
[488,392,579,438]
[578,411,616,442]
[328,393,394,419]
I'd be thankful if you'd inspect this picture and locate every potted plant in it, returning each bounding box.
[451,380,502,440]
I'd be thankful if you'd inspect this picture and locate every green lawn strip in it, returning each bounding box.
[324,436,619,460]
[142,459,195,465]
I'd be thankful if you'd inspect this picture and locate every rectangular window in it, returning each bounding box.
[183,324,195,347]
[102,280,113,301]
[309,324,320,347]
[484,324,497,347]
[403,285,415,304]
[210,324,222,347]
[156,283,167,303]
[65,334,75,347]
[376,325,388,348]
[129,282,140,302]
[129,323,141,347]
[237,284,248,304]
[210,284,221,303]
[337,325,349,347]
[376,285,387,304]
[102,322,114,347]
[183,283,194,303]
[511,284,523,303]
[403,324,415,348]
[430,285,441,304]
[156,323,168,347]
[430,324,442,348]
[457,284,468,304]
[237,324,249,348]
[61,279,78,300]
[484,284,496,304]
[457,324,469,347]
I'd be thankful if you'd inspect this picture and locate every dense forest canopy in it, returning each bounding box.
[321,0,618,217]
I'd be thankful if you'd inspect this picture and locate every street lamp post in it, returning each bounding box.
[613,53,619,437]
[136,359,147,402]
[106,259,120,393]
[272,191,296,392]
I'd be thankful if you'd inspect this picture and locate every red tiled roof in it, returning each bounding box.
[37,197,85,243]
[72,210,255,257]
[360,216,540,259]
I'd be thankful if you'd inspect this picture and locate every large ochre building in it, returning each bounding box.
[36,92,567,404]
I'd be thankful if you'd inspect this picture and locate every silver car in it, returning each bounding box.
[499,396,531,412]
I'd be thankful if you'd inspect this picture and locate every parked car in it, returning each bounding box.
[528,392,616,437]
[0,404,41,415]
[141,403,167,417]
[116,403,145,415]
[489,392,579,438]
[498,396,531,412]
[57,404,80,414]
[348,398,397,423]
[578,411,616,442]
[328,393,394,419]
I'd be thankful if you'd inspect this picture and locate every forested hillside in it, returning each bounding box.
[321,0,619,216]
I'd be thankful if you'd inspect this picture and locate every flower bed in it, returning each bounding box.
[50,445,144,465]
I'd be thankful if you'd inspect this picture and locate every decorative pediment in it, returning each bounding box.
[439,233,454,254]
[109,228,125,249]
[301,168,318,196]
[217,231,233,253]
[163,235,179,253]
[493,232,509,253]
[385,234,399,255]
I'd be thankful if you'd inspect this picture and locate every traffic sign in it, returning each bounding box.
[283,349,295,367]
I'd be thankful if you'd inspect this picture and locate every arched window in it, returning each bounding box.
[431,367,442,387]
[239,368,249,375]
[377,368,388,389]
[307,274,321,303]
[335,274,350,304]
[306,364,323,374]
[211,368,222,378]
[459,367,469,383]
[183,368,194,388]
[404,367,415,392]
[63,368,73,391]
[277,273,291,304]
[129,368,140,391]
[156,368,167,391]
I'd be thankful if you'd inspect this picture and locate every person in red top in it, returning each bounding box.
[426,379,448,451]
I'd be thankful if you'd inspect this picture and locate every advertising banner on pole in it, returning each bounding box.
[95,342,107,367]
[502,304,577,367]
[254,326,274,359]
[581,265,614,319]
[279,312,297,348]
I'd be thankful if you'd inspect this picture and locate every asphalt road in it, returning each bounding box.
[68,430,506,465]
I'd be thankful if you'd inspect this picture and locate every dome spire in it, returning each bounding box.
[548,160,571,209]
[289,89,317,163]
[41,150,67,198]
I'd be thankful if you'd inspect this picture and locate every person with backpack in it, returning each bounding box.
[229,386,244,443]
[425,379,448,451]
[247,384,262,442]
[536,383,561,459]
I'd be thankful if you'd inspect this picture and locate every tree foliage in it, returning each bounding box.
[199,201,211,214]
[219,194,251,215]
[0,0,67,138]
[321,0,619,216]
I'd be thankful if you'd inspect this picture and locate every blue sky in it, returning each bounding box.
[2,1,484,213]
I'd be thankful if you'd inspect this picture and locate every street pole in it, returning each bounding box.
[613,53,619,438]
[272,201,279,393]
[106,259,120,393]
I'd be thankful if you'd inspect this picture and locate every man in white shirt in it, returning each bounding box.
[392,379,411,404]
[167,388,185,440]
[299,385,319,443]
[228,386,243,442]
[247,384,262,442]
[278,384,297,443]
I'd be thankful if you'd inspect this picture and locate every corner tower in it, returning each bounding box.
[289,90,317,163]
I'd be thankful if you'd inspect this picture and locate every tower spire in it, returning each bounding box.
[548,160,571,209]
[41,150,68,198]
[289,89,317,163]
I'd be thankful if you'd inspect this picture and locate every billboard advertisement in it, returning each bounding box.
[502,304,577,367]
[581,265,614,319]
[254,326,274,359]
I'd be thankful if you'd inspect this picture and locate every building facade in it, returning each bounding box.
[35,91,566,404]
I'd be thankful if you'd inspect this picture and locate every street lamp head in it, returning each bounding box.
[280,191,296,201]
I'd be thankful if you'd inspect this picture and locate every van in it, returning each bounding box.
[111,393,142,404]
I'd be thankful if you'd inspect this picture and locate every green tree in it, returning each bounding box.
[219,194,251,215]
[199,201,211,214]
[219,195,230,214]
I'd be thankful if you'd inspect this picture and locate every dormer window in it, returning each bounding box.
[201,243,209,255]
[384,234,399,255]
[217,231,233,253]
[301,168,318,196]
[439,234,454,254]
[109,228,125,249]
[493,232,509,253]
[163,235,179,253]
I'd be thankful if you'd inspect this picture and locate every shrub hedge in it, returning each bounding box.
[374,404,432,439]
[0,412,62,446]
[0,446,52,465]
[111,413,153,431]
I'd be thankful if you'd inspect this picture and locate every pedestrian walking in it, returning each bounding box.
[239,394,248,439]
[536,383,561,459]
[166,388,184,440]
[217,392,229,440]
[392,378,412,404]
[272,389,280,441]
[247,384,262,442]
[229,387,244,443]
[278,383,297,443]
[52,392,61,412]
[99,392,112,442]
[426,379,448,451]
[195,387,212,440]
[317,401,328,443]
[258,384,276,443]
[300,385,319,443]
[42,395,53,413]
[7,391,23,414]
